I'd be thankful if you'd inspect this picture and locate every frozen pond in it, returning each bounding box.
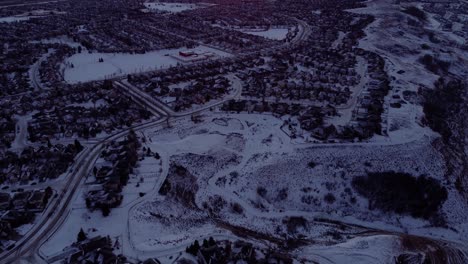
[63,46,231,84]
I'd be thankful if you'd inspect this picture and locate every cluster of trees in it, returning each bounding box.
[184,237,294,264]
[352,171,447,221]
[422,78,465,144]
[419,54,450,74]
[402,6,427,21]
[421,77,466,194]
[118,130,140,185]
[185,237,217,256]
[42,186,53,207]
[85,130,141,216]
[0,143,80,185]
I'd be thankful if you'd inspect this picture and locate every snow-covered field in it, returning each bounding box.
[126,112,468,259]
[63,46,231,83]
[240,28,290,40]
[143,2,203,13]
[40,110,468,262]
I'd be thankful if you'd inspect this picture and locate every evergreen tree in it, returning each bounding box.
[203,239,209,248]
[208,237,216,247]
[85,198,91,208]
[101,205,110,217]
[74,139,83,152]
[154,152,160,160]
[77,228,87,242]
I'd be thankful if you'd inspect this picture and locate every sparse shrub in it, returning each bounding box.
[344,187,352,195]
[208,195,227,214]
[308,161,317,168]
[325,182,336,191]
[231,202,244,214]
[277,188,288,201]
[418,54,450,73]
[421,43,430,50]
[256,186,267,198]
[301,195,320,206]
[326,230,343,240]
[324,193,336,204]
[301,195,313,205]
[284,216,308,234]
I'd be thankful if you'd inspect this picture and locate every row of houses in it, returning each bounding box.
[0,189,49,211]
[0,112,15,149]
[184,238,294,264]
[27,82,152,142]
[0,187,52,248]
[0,143,80,185]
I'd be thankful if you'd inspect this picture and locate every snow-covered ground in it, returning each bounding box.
[0,16,31,23]
[30,35,82,48]
[40,110,468,263]
[299,235,401,264]
[37,1,468,262]
[129,112,467,256]
[63,46,231,83]
[0,10,65,23]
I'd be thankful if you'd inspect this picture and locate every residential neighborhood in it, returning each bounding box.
[0,0,467,263]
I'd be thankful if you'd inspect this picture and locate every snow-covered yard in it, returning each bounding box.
[129,112,468,254]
